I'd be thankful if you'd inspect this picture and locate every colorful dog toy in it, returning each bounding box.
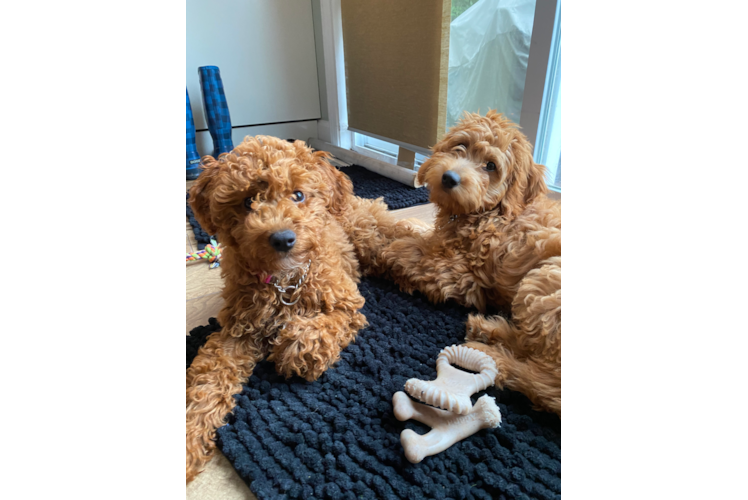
[186,239,222,268]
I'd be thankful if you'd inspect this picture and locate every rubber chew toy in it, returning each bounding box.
[405,345,499,415]
[393,392,501,464]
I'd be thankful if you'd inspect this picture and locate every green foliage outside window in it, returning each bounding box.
[451,0,481,21]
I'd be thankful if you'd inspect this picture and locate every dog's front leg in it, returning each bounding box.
[382,235,481,308]
[269,308,367,382]
[186,329,263,484]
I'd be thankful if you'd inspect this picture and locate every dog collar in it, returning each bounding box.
[437,214,460,231]
[438,204,503,230]
[265,259,312,306]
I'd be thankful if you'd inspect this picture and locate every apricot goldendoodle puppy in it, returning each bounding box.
[381,111,561,415]
[186,136,406,483]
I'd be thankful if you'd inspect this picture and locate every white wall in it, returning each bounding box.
[187,0,322,155]
[195,121,319,155]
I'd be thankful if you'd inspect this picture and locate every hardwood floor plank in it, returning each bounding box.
[187,263,225,301]
[389,203,436,226]
[185,231,197,253]
[186,449,256,500]
[186,292,224,334]
[186,220,199,254]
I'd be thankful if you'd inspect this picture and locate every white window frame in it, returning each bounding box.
[352,133,430,168]
[353,133,399,165]
[318,0,353,150]
[534,0,561,192]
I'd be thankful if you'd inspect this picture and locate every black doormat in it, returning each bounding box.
[341,165,430,210]
[186,165,431,249]
[187,277,561,500]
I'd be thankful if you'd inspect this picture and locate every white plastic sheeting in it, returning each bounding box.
[447,0,536,129]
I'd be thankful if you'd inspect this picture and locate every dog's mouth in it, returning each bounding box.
[430,183,485,215]
[274,250,302,264]
[268,242,312,273]
[244,251,305,278]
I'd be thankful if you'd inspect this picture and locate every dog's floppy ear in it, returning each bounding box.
[523,159,548,205]
[500,137,548,218]
[312,151,353,214]
[517,133,548,206]
[188,157,221,235]
[414,158,430,188]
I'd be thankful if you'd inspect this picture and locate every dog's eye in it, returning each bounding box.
[485,162,497,171]
[291,191,305,203]
[243,197,253,211]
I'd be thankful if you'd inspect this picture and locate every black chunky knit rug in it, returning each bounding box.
[186,165,430,248]
[340,165,431,210]
[187,277,561,500]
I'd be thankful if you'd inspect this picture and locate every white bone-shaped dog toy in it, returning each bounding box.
[393,391,501,463]
[405,345,498,415]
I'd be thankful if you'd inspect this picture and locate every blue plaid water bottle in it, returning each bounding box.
[198,66,234,158]
[186,89,201,180]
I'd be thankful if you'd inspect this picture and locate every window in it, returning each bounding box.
[348,0,560,189]
[353,133,430,168]
[451,0,482,21]
[446,0,537,129]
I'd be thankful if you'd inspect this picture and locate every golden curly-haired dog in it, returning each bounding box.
[382,111,561,415]
[186,136,406,482]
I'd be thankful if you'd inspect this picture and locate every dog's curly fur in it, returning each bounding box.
[381,111,561,415]
[186,136,406,483]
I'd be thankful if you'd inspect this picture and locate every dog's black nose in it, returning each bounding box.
[269,230,296,252]
[442,171,461,189]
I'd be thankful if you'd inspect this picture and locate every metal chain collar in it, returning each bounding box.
[437,214,460,231]
[437,204,503,231]
[269,259,312,306]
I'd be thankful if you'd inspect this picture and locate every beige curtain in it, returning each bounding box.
[341,0,451,151]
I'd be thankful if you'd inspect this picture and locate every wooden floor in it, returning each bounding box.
[186,178,435,499]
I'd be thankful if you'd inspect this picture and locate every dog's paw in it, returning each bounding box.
[465,314,489,342]
[465,314,518,347]
[466,313,510,343]
[270,328,342,382]
[395,218,431,236]
[381,237,422,267]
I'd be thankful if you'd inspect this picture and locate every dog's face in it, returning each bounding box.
[189,136,352,273]
[417,111,547,217]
